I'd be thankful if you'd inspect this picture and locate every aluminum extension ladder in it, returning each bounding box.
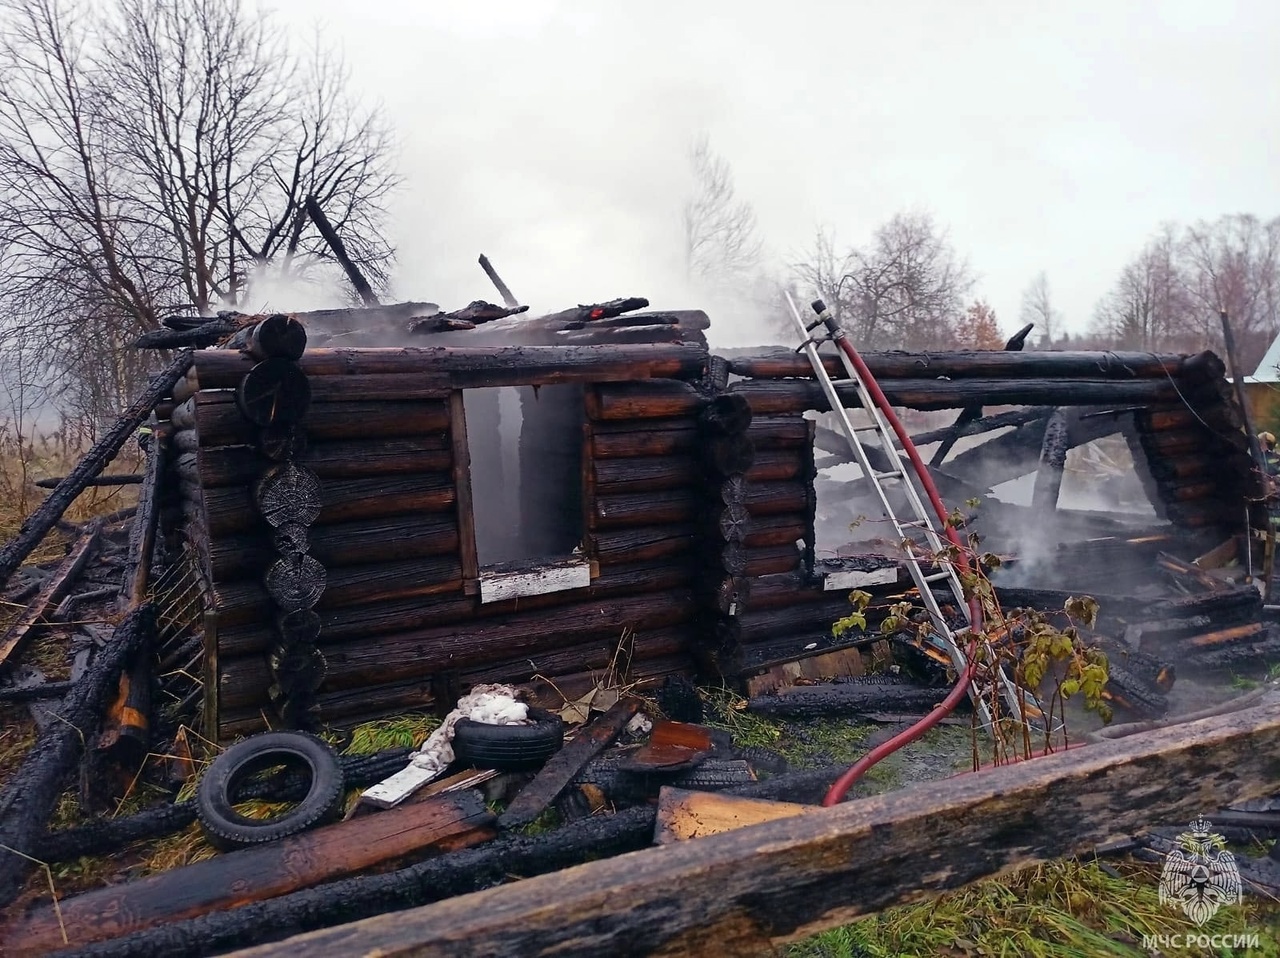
[785,293,1042,733]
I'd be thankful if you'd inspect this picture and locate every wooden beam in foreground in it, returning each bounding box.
[228,701,1280,958]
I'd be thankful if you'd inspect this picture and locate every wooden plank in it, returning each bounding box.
[478,559,591,604]
[654,787,815,844]
[226,701,1280,958]
[0,527,101,670]
[450,391,480,594]
[497,697,642,831]
[121,436,166,610]
[4,790,495,956]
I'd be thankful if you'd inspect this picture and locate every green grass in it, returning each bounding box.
[788,858,1280,958]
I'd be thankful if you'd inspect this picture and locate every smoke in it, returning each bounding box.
[218,265,355,316]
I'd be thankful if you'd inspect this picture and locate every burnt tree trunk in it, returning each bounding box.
[0,605,155,908]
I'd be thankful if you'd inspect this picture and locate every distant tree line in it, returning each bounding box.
[682,136,1279,369]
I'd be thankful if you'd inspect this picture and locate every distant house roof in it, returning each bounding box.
[1246,331,1280,383]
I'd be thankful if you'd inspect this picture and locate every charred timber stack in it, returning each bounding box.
[727,347,1254,538]
[692,395,755,678]
[228,316,328,729]
[182,338,709,738]
[579,378,710,694]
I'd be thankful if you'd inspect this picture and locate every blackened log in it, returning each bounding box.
[0,680,74,703]
[702,434,757,476]
[595,489,699,528]
[217,591,698,708]
[744,544,802,577]
[6,793,495,956]
[204,473,456,536]
[477,254,519,308]
[1031,409,1071,511]
[236,358,312,427]
[219,594,475,655]
[0,605,154,908]
[134,322,235,350]
[33,474,143,489]
[725,348,1220,382]
[192,344,708,390]
[1138,428,1247,457]
[592,456,700,493]
[713,503,751,544]
[195,436,452,487]
[716,541,747,576]
[590,422,699,458]
[698,394,753,435]
[406,316,476,334]
[247,313,308,361]
[1182,628,1280,671]
[212,557,465,627]
[52,806,659,958]
[588,380,705,420]
[744,480,809,517]
[498,698,641,830]
[1140,404,1243,432]
[1144,586,1261,622]
[412,300,528,329]
[209,514,459,580]
[742,513,808,549]
[910,407,1054,448]
[0,526,101,670]
[170,398,197,431]
[0,354,191,590]
[306,195,380,306]
[1102,663,1168,718]
[464,629,691,688]
[710,576,751,616]
[746,416,812,449]
[747,678,953,718]
[940,420,1049,485]
[744,449,803,483]
[591,525,697,565]
[731,377,1182,415]
[195,397,451,445]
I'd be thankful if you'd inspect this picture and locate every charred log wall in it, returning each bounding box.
[725,349,1256,538]
[184,348,710,740]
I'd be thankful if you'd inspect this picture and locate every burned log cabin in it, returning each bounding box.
[152,302,1262,740]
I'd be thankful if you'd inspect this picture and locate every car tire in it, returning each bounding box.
[452,707,565,771]
[196,731,345,851]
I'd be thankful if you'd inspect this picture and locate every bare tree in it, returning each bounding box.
[1180,213,1280,367]
[1091,224,1193,352]
[1019,271,1061,346]
[0,0,397,419]
[682,133,763,291]
[794,212,973,350]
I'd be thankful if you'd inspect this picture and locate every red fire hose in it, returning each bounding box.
[820,323,983,807]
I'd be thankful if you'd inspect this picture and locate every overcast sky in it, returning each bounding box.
[270,0,1280,347]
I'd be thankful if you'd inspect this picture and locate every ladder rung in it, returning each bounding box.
[872,469,901,481]
[922,570,952,583]
[900,519,931,529]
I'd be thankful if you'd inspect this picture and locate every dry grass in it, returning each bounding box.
[0,435,143,549]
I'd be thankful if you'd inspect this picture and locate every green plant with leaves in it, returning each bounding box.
[831,528,1111,766]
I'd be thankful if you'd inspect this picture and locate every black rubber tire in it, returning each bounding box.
[196,731,345,851]
[452,707,565,771]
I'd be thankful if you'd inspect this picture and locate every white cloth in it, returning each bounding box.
[407,683,529,775]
